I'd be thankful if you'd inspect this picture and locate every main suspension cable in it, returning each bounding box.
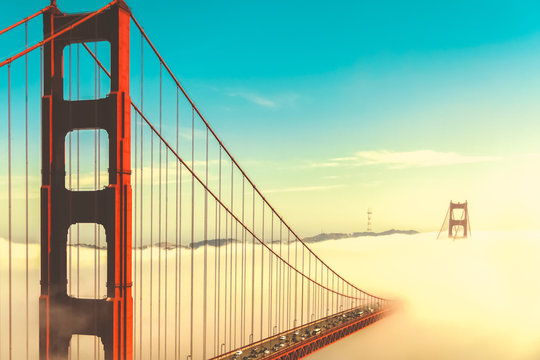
[128,10,385,300]
[0,5,51,36]
[0,0,118,68]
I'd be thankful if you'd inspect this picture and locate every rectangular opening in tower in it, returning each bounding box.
[451,225,466,238]
[63,42,111,101]
[451,208,465,220]
[69,335,105,359]
[67,223,108,299]
[65,129,109,190]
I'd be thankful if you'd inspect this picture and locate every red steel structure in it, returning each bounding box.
[448,201,470,238]
[437,201,471,239]
[269,309,390,360]
[39,1,132,359]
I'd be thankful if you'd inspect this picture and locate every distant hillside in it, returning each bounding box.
[302,229,418,243]
[69,229,418,250]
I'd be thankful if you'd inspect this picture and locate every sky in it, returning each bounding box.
[1,0,540,235]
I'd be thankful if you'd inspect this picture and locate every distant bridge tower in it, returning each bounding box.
[448,201,469,237]
[437,201,471,239]
[367,208,373,232]
[40,2,132,359]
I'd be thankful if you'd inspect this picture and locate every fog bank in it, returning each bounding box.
[1,230,539,359]
[307,230,540,359]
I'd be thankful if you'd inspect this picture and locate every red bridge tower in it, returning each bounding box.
[40,2,132,359]
[437,201,471,239]
[448,201,470,238]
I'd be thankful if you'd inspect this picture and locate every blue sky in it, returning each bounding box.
[1,0,540,234]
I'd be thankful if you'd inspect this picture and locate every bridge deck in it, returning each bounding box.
[213,305,391,360]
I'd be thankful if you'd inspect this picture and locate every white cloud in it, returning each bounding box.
[355,150,500,168]
[311,150,501,169]
[226,89,300,109]
[227,91,277,108]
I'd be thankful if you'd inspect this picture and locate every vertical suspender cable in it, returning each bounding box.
[268,213,272,336]
[294,231,298,328]
[260,203,264,340]
[93,40,98,360]
[76,43,80,359]
[332,273,335,314]
[133,90,137,360]
[189,107,195,358]
[321,262,324,317]
[68,42,72,356]
[217,147,221,355]
[301,245,304,326]
[313,260,317,321]
[133,105,137,359]
[251,187,255,343]
[213,152,218,356]
[224,196,229,349]
[149,112,153,359]
[164,103,169,360]
[276,222,280,332]
[233,210,237,348]
[279,222,282,332]
[213,160,218,356]
[276,223,279,332]
[8,62,12,360]
[97,45,101,338]
[235,210,239,347]
[132,42,138,359]
[24,21,29,360]
[317,262,320,318]
[174,87,179,360]
[235,219,239,347]
[203,126,208,359]
[321,265,324,317]
[326,267,329,316]
[150,124,154,356]
[177,115,183,360]
[223,200,231,346]
[307,252,311,323]
[158,62,162,360]
[67,41,72,359]
[287,231,291,329]
[241,176,245,346]
[139,33,144,360]
[230,163,234,349]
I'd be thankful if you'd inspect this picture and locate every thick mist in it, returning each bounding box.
[1,230,539,359]
[307,230,540,359]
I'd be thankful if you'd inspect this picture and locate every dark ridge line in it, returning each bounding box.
[65,229,418,250]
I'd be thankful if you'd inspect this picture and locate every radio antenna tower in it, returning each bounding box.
[367,208,373,232]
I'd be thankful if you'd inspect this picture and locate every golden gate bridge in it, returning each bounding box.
[0,1,392,359]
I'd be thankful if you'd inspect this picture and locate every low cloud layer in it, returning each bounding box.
[1,230,538,359]
[308,230,540,359]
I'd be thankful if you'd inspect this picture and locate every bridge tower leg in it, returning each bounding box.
[40,2,132,359]
[448,201,469,238]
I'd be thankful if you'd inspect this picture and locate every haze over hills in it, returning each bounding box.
[302,229,418,243]
[67,229,420,250]
[4,230,539,359]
